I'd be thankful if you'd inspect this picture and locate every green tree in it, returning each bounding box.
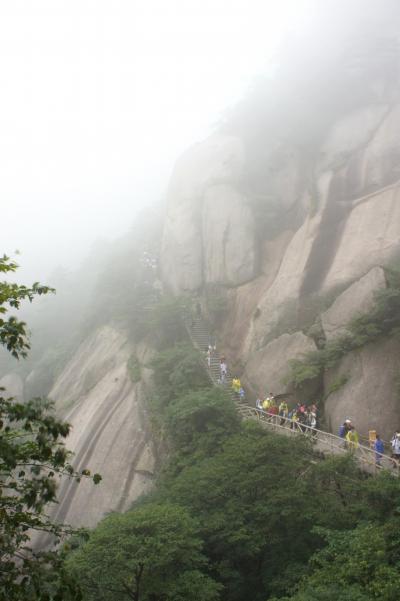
[157,428,396,601]
[0,255,54,358]
[0,255,101,600]
[66,503,221,601]
[150,343,210,408]
[157,423,320,601]
[278,521,400,601]
[165,387,240,458]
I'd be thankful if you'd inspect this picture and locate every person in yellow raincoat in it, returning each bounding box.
[279,400,288,417]
[231,378,241,394]
[346,426,359,451]
[262,396,272,411]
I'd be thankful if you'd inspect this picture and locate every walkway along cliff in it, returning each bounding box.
[186,312,397,477]
[160,102,400,441]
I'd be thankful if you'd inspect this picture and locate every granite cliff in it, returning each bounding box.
[3,4,400,532]
[161,88,400,440]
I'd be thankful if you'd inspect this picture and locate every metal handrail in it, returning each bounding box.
[243,408,397,474]
[184,317,398,476]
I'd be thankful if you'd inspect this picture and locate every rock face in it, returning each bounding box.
[202,185,256,286]
[247,211,324,350]
[51,326,130,413]
[160,134,257,292]
[318,104,389,172]
[245,332,317,396]
[358,104,400,192]
[160,96,400,436]
[321,267,387,340]
[324,336,400,441]
[322,185,400,291]
[48,326,156,529]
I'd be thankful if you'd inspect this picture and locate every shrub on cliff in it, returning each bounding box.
[286,283,400,389]
[165,387,240,459]
[150,343,210,408]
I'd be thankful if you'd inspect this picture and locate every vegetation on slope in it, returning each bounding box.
[65,324,400,601]
[286,265,400,390]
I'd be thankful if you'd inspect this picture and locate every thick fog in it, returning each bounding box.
[0,0,313,282]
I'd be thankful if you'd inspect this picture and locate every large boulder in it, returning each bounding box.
[321,266,387,340]
[322,185,400,290]
[160,134,245,293]
[248,208,325,350]
[245,331,317,396]
[318,104,389,172]
[324,336,400,441]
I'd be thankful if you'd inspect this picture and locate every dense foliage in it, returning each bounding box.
[0,256,101,601]
[0,255,54,359]
[149,343,210,408]
[66,503,221,601]
[66,329,400,601]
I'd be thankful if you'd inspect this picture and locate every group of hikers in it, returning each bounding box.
[254,393,318,430]
[338,419,360,452]
[203,337,400,471]
[337,420,400,468]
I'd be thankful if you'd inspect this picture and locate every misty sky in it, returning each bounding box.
[1,0,313,281]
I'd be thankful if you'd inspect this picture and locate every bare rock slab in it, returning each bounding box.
[324,336,400,441]
[48,326,156,529]
[322,186,400,291]
[245,331,317,396]
[202,184,256,286]
[321,266,386,340]
[160,134,245,293]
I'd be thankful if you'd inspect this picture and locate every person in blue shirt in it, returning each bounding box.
[374,434,385,466]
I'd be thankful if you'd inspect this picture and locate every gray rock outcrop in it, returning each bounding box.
[324,336,400,441]
[160,87,400,437]
[245,331,317,396]
[160,134,258,292]
[202,185,256,286]
[322,185,400,291]
[321,267,387,340]
[318,104,389,172]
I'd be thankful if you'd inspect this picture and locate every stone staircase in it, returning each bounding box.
[185,314,397,476]
[185,316,248,413]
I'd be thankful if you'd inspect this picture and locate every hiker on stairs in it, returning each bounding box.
[268,399,279,423]
[232,377,241,394]
[279,400,289,425]
[262,397,271,413]
[346,426,359,452]
[390,431,400,468]
[374,434,384,466]
[219,358,228,384]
